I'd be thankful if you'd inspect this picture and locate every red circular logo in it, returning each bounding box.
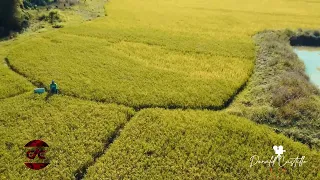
[24,140,50,170]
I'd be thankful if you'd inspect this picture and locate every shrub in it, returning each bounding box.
[276,97,318,124]
[313,30,320,37]
[47,10,62,24]
[52,23,64,28]
[38,13,47,21]
[23,0,53,7]
[38,10,64,24]
[271,72,313,108]
[283,28,295,38]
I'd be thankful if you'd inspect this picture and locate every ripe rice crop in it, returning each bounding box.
[0,65,33,99]
[5,0,320,108]
[1,0,320,179]
[85,109,320,179]
[0,47,34,99]
[4,0,320,108]
[6,32,251,108]
[0,93,134,179]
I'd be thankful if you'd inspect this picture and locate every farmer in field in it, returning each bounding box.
[50,80,58,94]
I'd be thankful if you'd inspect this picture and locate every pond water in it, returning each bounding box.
[294,47,320,88]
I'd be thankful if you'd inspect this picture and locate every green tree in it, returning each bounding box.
[0,0,29,37]
[23,0,54,7]
[0,0,20,37]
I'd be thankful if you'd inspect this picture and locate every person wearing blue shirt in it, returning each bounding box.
[50,80,58,94]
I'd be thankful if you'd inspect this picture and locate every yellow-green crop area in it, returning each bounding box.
[0,93,133,179]
[0,47,33,99]
[4,0,320,107]
[5,0,320,107]
[0,64,33,99]
[86,109,320,179]
[1,0,320,179]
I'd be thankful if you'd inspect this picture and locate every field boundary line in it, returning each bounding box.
[4,58,45,89]
[74,112,135,180]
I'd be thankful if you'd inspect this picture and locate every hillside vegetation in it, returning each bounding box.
[85,109,320,179]
[0,0,28,37]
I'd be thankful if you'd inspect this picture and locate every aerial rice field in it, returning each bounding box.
[0,45,34,99]
[85,109,320,179]
[4,0,320,108]
[6,32,251,108]
[0,65,33,99]
[0,93,134,179]
[1,0,320,179]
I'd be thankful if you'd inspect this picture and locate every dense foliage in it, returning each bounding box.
[228,30,320,148]
[85,109,320,179]
[0,0,26,37]
[0,94,134,179]
[23,0,54,8]
[290,30,320,46]
[38,10,63,24]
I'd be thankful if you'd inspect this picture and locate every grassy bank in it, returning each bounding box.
[228,30,320,149]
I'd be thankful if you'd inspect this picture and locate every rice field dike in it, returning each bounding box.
[1,0,320,179]
[228,30,320,149]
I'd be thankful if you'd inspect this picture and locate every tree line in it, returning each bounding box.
[0,0,54,38]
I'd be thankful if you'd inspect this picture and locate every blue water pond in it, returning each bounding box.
[294,47,320,88]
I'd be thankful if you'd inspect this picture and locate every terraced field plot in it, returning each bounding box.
[5,0,320,107]
[0,65,33,99]
[0,46,33,99]
[6,33,250,108]
[0,94,133,179]
[85,109,320,179]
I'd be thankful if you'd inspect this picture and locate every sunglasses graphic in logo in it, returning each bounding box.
[24,140,50,170]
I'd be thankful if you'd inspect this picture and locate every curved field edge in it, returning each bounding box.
[3,29,252,109]
[0,46,34,99]
[0,93,134,179]
[227,30,320,149]
[3,0,320,108]
[84,109,320,179]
